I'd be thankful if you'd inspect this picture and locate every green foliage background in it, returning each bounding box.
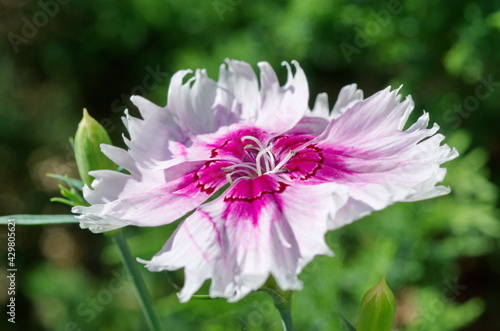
[1,0,499,330]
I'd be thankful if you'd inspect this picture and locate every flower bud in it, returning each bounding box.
[74,109,116,186]
[357,277,396,331]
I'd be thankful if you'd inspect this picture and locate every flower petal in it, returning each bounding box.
[216,60,309,136]
[141,176,344,302]
[217,59,260,123]
[254,61,309,134]
[82,143,168,205]
[123,100,183,168]
[298,87,458,229]
[289,83,363,135]
[311,92,330,119]
[330,83,364,119]
[174,124,270,163]
[125,68,241,169]
[167,68,236,135]
[73,160,230,232]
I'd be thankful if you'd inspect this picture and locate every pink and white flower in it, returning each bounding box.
[73,60,457,302]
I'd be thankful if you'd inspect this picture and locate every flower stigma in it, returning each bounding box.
[222,136,297,184]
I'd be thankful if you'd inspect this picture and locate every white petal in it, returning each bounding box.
[329,197,374,230]
[167,69,231,134]
[217,59,260,123]
[254,61,309,134]
[306,87,458,229]
[330,83,364,119]
[76,161,229,232]
[311,92,330,119]
[123,101,181,168]
[141,177,344,302]
[138,215,221,302]
[100,144,139,175]
[291,83,362,135]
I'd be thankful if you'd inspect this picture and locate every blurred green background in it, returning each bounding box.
[1,0,499,330]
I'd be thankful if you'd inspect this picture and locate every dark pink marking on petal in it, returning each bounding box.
[173,160,231,196]
[287,144,323,180]
[208,127,270,161]
[210,139,238,158]
[193,160,232,195]
[272,134,315,160]
[210,148,219,158]
[224,175,289,202]
[222,175,287,226]
[286,144,356,182]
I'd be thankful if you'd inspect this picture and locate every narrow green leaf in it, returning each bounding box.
[259,276,294,331]
[57,184,88,206]
[47,173,84,191]
[59,184,73,199]
[0,215,79,225]
[338,313,356,331]
[50,197,79,207]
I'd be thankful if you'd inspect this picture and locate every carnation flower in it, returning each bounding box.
[73,60,457,302]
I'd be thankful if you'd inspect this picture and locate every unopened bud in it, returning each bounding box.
[74,109,116,186]
[357,277,396,331]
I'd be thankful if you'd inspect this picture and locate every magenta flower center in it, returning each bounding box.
[221,135,297,184]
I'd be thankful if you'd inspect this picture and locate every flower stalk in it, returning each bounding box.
[260,277,294,331]
[111,230,163,331]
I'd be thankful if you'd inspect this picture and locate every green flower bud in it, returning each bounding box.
[74,109,116,186]
[357,277,396,331]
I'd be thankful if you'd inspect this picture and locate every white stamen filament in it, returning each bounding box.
[254,143,274,175]
[267,150,276,170]
[241,136,266,150]
[225,169,255,184]
[226,173,253,184]
[222,136,297,184]
[222,163,259,173]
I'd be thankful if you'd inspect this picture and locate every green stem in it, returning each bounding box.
[112,230,163,331]
[260,277,295,331]
[277,304,294,331]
